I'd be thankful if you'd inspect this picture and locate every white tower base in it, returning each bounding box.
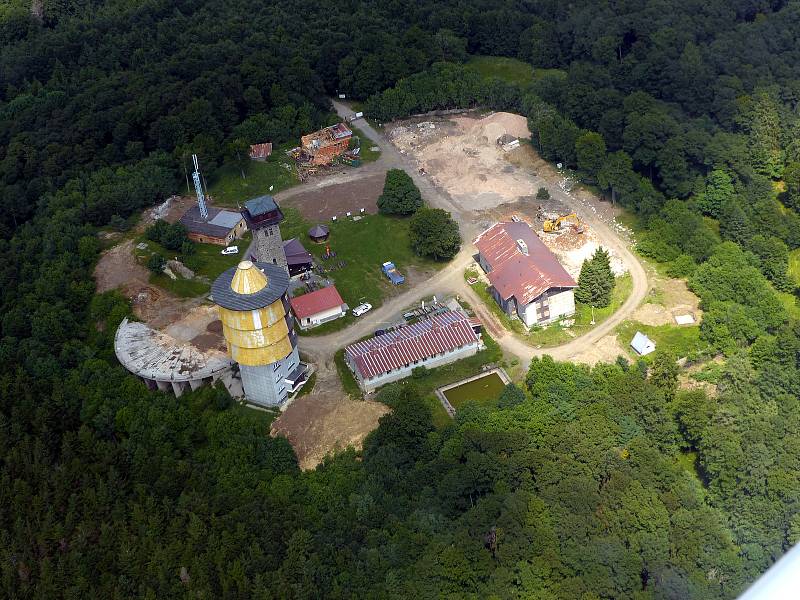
[239,346,300,407]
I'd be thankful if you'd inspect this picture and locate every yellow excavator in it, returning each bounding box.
[543,212,585,234]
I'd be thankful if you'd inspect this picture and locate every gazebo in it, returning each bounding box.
[308,224,330,243]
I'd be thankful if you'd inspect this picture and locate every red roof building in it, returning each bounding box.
[300,123,352,166]
[475,222,577,327]
[345,311,481,392]
[249,143,273,161]
[290,286,347,329]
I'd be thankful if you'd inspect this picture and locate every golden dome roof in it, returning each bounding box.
[230,261,268,295]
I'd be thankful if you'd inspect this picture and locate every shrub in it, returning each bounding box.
[147,253,166,274]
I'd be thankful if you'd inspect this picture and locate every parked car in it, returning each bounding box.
[352,303,372,317]
[374,329,387,337]
[221,246,239,255]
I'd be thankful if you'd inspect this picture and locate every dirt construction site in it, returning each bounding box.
[388,111,629,277]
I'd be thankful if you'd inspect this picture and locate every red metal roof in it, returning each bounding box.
[345,312,479,380]
[249,143,273,159]
[474,222,576,305]
[290,286,345,319]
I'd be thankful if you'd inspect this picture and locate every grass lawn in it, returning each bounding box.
[182,234,251,279]
[466,55,565,86]
[135,234,250,298]
[208,143,299,208]
[676,450,704,486]
[148,273,209,298]
[349,125,381,162]
[616,320,709,361]
[777,289,800,320]
[789,248,800,285]
[232,402,279,429]
[335,349,364,400]
[281,207,445,333]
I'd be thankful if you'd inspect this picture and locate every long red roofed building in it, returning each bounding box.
[345,311,482,392]
[474,221,576,327]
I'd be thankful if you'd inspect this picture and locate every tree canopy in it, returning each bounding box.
[377,168,424,215]
[409,207,461,260]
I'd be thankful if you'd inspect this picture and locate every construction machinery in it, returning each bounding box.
[543,212,585,234]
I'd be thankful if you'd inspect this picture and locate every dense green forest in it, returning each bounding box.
[2,0,800,597]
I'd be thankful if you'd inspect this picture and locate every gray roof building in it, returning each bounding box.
[180,205,245,240]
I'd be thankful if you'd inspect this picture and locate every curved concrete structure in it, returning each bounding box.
[114,318,237,397]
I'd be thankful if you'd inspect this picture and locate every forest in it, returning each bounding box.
[2,0,800,597]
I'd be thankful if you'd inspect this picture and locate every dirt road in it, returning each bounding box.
[296,102,648,366]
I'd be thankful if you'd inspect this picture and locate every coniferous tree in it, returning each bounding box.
[575,247,615,307]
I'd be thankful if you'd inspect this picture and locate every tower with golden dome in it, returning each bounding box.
[211,260,306,406]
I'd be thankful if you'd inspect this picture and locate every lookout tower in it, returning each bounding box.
[212,260,306,406]
[241,195,287,274]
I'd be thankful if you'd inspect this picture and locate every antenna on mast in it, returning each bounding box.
[192,154,208,220]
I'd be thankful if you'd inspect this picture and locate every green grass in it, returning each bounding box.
[777,290,800,320]
[296,372,316,398]
[335,349,364,400]
[616,321,708,361]
[135,234,250,298]
[691,361,724,384]
[232,403,279,429]
[466,55,565,86]
[148,273,209,298]
[182,234,251,280]
[676,450,703,485]
[281,208,445,333]
[208,142,299,208]
[349,125,381,162]
[789,248,800,285]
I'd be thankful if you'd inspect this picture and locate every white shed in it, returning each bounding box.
[630,331,656,356]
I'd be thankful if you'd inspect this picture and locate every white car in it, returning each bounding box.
[352,302,372,317]
[221,246,239,255]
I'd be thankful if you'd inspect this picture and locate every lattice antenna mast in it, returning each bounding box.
[192,154,208,220]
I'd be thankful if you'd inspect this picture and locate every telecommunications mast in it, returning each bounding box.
[191,154,208,220]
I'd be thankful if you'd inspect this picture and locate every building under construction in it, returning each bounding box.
[299,123,352,165]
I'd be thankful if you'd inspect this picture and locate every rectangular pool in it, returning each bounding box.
[442,372,506,408]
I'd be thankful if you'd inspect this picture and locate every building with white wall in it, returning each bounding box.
[290,285,348,329]
[475,221,576,327]
[345,311,482,392]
